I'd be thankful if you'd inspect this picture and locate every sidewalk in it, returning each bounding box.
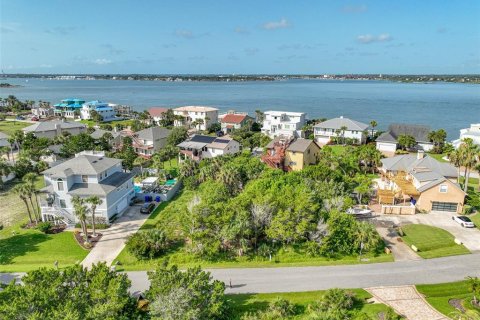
[366,285,447,320]
[81,205,149,268]
[376,226,422,261]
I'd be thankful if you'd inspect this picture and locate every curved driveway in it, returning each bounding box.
[127,253,480,294]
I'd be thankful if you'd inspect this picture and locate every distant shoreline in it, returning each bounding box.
[0,83,21,88]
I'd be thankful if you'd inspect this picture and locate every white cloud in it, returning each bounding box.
[93,58,112,65]
[175,29,194,39]
[263,18,291,30]
[357,33,392,44]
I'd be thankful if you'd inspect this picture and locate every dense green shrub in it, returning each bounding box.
[36,222,53,234]
[126,229,169,259]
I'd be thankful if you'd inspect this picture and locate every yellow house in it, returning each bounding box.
[284,139,321,171]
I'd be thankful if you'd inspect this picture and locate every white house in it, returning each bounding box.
[376,123,434,155]
[173,106,219,131]
[177,134,240,161]
[40,151,135,226]
[452,124,480,149]
[80,101,117,121]
[261,111,306,138]
[314,116,368,145]
[23,120,86,139]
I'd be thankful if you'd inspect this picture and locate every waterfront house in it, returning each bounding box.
[376,123,434,155]
[89,128,123,149]
[220,112,253,133]
[262,137,320,171]
[313,116,368,145]
[148,107,169,125]
[177,134,240,161]
[261,111,306,139]
[377,151,464,213]
[452,124,480,149]
[32,105,54,118]
[40,151,135,226]
[53,98,85,118]
[80,101,117,122]
[23,119,86,139]
[131,126,171,158]
[173,106,219,131]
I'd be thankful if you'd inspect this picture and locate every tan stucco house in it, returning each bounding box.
[284,139,321,171]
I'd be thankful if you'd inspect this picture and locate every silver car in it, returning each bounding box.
[452,216,475,228]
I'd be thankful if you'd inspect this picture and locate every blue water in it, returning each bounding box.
[1,78,479,139]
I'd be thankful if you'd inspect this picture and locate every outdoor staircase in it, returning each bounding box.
[41,205,76,227]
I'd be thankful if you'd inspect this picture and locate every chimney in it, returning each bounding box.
[417,150,425,160]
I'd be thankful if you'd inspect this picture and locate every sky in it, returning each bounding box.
[1,0,479,74]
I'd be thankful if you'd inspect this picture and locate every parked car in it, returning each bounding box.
[452,215,475,228]
[140,202,155,214]
[31,116,39,121]
[16,115,25,120]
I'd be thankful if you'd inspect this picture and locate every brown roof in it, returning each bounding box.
[148,107,169,117]
[287,139,319,153]
[221,114,248,124]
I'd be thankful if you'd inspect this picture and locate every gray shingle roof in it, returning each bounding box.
[287,139,319,153]
[378,123,432,143]
[90,129,120,140]
[23,120,85,133]
[43,155,122,177]
[376,131,397,143]
[136,127,171,141]
[381,154,457,178]
[68,171,134,196]
[314,117,368,131]
[417,177,464,193]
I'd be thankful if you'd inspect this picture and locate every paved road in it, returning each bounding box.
[126,253,480,295]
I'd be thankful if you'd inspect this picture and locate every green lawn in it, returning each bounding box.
[329,145,347,155]
[0,228,89,272]
[470,213,480,230]
[426,153,448,163]
[162,157,179,170]
[229,289,395,319]
[114,190,393,271]
[401,224,470,259]
[416,281,480,317]
[0,120,31,135]
[80,119,136,127]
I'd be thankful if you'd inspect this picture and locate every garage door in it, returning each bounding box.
[432,201,458,212]
[117,197,128,213]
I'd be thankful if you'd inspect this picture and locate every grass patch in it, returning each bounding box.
[0,120,31,135]
[329,145,347,155]
[417,281,480,317]
[80,119,136,127]
[114,190,393,271]
[427,153,448,163]
[229,289,394,319]
[401,224,470,259]
[470,213,480,230]
[0,228,88,272]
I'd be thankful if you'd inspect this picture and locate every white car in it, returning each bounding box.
[452,216,475,228]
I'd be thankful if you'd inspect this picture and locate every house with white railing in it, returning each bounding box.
[261,111,306,138]
[40,151,135,226]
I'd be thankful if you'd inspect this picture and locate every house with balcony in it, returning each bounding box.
[148,107,169,125]
[23,119,86,139]
[80,101,117,121]
[177,134,240,162]
[452,123,480,149]
[376,123,434,156]
[377,151,464,213]
[173,106,219,131]
[262,137,320,171]
[131,126,171,158]
[261,111,306,138]
[40,151,135,226]
[53,98,85,118]
[313,116,368,145]
[220,112,253,134]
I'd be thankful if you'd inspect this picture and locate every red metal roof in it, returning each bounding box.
[221,114,248,124]
[148,107,169,117]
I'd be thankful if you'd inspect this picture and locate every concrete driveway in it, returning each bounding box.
[81,204,151,268]
[377,211,480,252]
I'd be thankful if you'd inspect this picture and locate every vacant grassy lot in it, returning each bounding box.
[229,289,395,319]
[401,224,470,259]
[0,228,88,272]
[114,190,393,271]
[0,120,31,135]
[417,281,480,317]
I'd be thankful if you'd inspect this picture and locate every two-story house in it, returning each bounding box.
[131,126,171,158]
[177,134,240,161]
[262,137,320,171]
[313,116,368,145]
[148,107,169,125]
[173,106,219,131]
[80,101,117,121]
[219,112,253,134]
[261,111,306,138]
[23,120,86,139]
[376,123,434,156]
[40,151,135,225]
[452,123,480,149]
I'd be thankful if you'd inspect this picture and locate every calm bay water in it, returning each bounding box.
[1,78,479,139]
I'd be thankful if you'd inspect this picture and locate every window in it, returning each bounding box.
[59,199,66,208]
[439,185,448,193]
[82,175,88,183]
[57,179,64,191]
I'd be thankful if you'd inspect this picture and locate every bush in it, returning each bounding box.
[305,240,322,257]
[463,205,473,215]
[308,288,356,319]
[126,229,169,259]
[0,224,3,230]
[36,222,53,234]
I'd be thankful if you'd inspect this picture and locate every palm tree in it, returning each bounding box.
[0,158,11,190]
[85,196,103,237]
[353,222,379,254]
[369,120,377,138]
[340,125,348,145]
[458,138,479,193]
[12,184,35,224]
[22,173,40,219]
[72,195,89,243]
